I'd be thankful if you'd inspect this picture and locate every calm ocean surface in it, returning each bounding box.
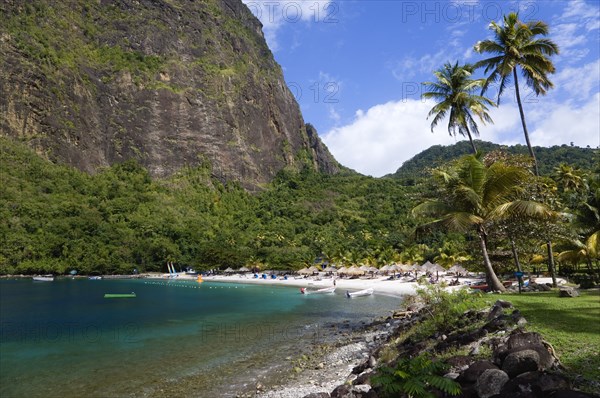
[0,278,403,397]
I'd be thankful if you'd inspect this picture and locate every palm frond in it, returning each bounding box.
[587,230,600,258]
[412,200,451,218]
[440,212,483,233]
[489,200,555,221]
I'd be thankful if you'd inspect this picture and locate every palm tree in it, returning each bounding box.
[566,171,600,268]
[422,62,496,154]
[474,12,559,176]
[412,155,554,291]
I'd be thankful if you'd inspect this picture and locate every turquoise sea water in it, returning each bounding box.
[0,278,403,397]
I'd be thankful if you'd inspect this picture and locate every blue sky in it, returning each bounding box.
[242,0,600,176]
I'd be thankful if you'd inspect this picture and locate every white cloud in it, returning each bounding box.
[553,60,600,99]
[389,50,451,81]
[529,93,600,148]
[560,0,600,24]
[322,99,457,177]
[321,92,599,177]
[242,0,334,51]
[552,0,600,64]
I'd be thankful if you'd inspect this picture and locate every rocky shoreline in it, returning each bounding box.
[243,293,599,398]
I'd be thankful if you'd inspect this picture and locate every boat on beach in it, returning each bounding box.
[346,288,374,298]
[33,275,54,282]
[104,292,136,298]
[300,286,336,295]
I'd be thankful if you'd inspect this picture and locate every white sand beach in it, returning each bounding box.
[152,272,471,297]
[147,272,566,298]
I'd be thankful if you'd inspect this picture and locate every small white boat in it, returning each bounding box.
[33,276,54,282]
[346,288,374,298]
[88,276,102,280]
[300,286,336,295]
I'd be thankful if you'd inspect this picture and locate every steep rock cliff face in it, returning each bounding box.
[0,0,339,189]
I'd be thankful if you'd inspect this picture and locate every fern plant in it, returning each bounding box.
[372,354,461,398]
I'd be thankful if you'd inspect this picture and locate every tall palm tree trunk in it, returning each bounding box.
[478,229,506,291]
[510,239,524,291]
[465,125,478,154]
[546,240,557,287]
[513,69,539,176]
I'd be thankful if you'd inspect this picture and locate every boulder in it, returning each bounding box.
[559,287,579,298]
[502,349,541,377]
[538,284,552,291]
[546,390,600,398]
[507,332,545,350]
[445,355,473,372]
[500,371,571,395]
[475,369,509,398]
[331,384,377,398]
[331,385,352,398]
[354,370,373,385]
[350,355,376,375]
[488,304,505,320]
[460,360,499,383]
[494,299,514,309]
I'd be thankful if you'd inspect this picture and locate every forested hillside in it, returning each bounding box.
[0,138,418,275]
[2,138,597,276]
[391,140,597,183]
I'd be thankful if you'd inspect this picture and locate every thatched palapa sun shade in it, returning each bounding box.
[346,265,365,275]
[396,263,412,272]
[448,264,467,275]
[430,263,446,273]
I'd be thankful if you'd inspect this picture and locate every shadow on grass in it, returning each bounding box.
[504,290,600,335]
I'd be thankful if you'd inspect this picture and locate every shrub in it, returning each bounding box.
[372,353,461,398]
[414,284,485,337]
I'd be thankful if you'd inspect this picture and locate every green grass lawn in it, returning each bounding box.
[500,290,600,388]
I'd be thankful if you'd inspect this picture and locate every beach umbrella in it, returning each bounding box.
[448,264,467,275]
[388,264,399,272]
[359,264,370,271]
[347,265,365,275]
[397,263,412,272]
[337,266,349,275]
[428,263,446,273]
[379,264,391,272]
[368,266,379,273]
[421,261,434,270]
[323,265,337,272]
[239,266,250,272]
[224,267,234,273]
[307,265,321,273]
[297,267,311,275]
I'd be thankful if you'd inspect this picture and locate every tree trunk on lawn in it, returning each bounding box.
[513,69,539,176]
[479,228,506,292]
[510,239,523,273]
[546,240,557,287]
[511,239,524,289]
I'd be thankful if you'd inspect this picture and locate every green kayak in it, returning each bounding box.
[104,292,136,298]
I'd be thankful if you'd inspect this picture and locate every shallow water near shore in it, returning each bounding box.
[0,278,403,397]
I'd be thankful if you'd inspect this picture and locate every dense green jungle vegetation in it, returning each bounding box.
[1,137,598,278]
[391,140,597,183]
